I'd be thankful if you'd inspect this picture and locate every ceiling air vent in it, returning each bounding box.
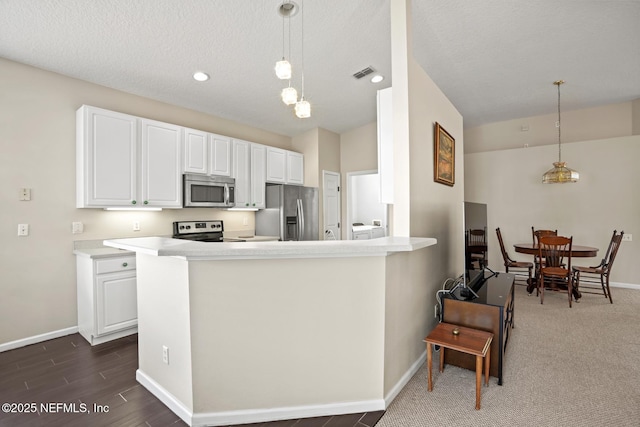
[353,66,375,80]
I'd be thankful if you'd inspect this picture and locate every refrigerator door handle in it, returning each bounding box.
[298,199,305,241]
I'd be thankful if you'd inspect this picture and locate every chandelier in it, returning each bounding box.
[542,80,579,184]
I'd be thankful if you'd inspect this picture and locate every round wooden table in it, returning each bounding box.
[513,243,599,298]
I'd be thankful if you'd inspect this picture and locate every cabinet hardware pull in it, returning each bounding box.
[122,262,128,267]
[131,200,137,205]
[144,201,149,205]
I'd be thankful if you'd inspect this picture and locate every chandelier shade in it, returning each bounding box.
[275,60,292,80]
[281,86,298,105]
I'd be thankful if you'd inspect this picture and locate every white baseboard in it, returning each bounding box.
[384,350,427,408]
[0,326,78,353]
[609,281,640,291]
[136,369,385,427]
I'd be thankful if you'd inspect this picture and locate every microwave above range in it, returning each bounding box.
[183,174,235,208]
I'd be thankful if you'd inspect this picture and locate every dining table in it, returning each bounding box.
[513,243,599,299]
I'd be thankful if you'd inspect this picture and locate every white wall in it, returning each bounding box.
[465,135,640,285]
[0,57,291,346]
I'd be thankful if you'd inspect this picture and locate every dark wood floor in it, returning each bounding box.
[0,334,384,427]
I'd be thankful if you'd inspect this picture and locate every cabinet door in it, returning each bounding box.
[96,272,137,336]
[77,106,137,207]
[210,134,232,176]
[251,144,266,209]
[266,147,287,183]
[184,128,208,174]
[286,151,304,185]
[140,119,183,207]
[232,139,251,208]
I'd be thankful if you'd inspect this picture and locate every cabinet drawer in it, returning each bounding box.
[95,256,136,274]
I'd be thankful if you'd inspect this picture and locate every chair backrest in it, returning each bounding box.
[603,230,624,273]
[532,227,558,245]
[538,235,573,270]
[495,228,512,265]
[468,228,486,246]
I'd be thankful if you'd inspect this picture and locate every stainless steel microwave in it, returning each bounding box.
[183,174,235,208]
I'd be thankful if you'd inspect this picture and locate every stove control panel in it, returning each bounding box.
[172,220,223,235]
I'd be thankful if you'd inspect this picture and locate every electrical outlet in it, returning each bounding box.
[18,224,29,236]
[133,221,141,231]
[162,345,169,365]
[19,188,31,201]
[622,234,632,242]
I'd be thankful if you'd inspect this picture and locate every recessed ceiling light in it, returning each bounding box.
[371,75,384,83]
[193,71,210,82]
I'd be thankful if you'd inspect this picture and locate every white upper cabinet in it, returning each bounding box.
[232,140,266,209]
[77,106,137,208]
[77,105,182,208]
[209,134,232,177]
[266,147,287,183]
[286,151,304,185]
[140,118,183,208]
[250,143,266,209]
[266,146,304,185]
[183,130,231,177]
[184,128,208,174]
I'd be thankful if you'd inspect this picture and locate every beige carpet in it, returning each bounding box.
[377,285,640,426]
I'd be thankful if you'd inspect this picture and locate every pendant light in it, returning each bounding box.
[295,0,310,118]
[274,2,294,80]
[542,80,579,184]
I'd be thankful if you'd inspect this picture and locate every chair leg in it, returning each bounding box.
[605,275,613,304]
[539,273,544,304]
[567,275,572,308]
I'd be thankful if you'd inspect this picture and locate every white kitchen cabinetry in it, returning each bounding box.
[209,133,232,176]
[77,105,182,208]
[76,254,137,345]
[250,143,267,208]
[183,130,232,177]
[76,106,137,207]
[184,127,208,174]
[286,151,304,185]
[140,118,183,208]
[232,140,266,209]
[266,147,304,185]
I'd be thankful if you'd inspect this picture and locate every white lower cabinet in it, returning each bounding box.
[77,255,137,345]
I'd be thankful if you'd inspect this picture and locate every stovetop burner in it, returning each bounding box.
[172,220,224,242]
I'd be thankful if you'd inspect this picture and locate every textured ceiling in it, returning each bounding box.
[1,0,638,138]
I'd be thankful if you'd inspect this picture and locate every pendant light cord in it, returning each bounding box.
[556,80,563,163]
[300,0,305,99]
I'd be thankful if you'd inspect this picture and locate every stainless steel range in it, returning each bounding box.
[172,220,224,242]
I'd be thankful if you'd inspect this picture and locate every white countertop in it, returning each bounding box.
[103,236,437,260]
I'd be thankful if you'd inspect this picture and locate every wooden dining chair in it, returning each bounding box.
[496,228,533,286]
[572,230,624,304]
[531,227,558,277]
[538,235,573,307]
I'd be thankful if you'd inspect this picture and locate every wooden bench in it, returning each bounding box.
[423,322,493,410]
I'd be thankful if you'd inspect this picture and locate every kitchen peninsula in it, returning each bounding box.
[104,236,436,427]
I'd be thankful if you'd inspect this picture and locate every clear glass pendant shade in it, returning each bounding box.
[542,162,580,183]
[275,60,292,80]
[295,99,311,118]
[281,86,298,105]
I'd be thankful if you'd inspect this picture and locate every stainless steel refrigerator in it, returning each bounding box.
[255,185,319,241]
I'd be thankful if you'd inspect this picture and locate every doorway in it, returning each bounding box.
[346,170,388,240]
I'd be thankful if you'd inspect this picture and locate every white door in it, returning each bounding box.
[209,133,232,176]
[323,171,341,240]
[232,139,251,208]
[184,127,208,174]
[251,143,267,209]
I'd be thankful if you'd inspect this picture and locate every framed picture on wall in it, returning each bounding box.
[434,122,455,186]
